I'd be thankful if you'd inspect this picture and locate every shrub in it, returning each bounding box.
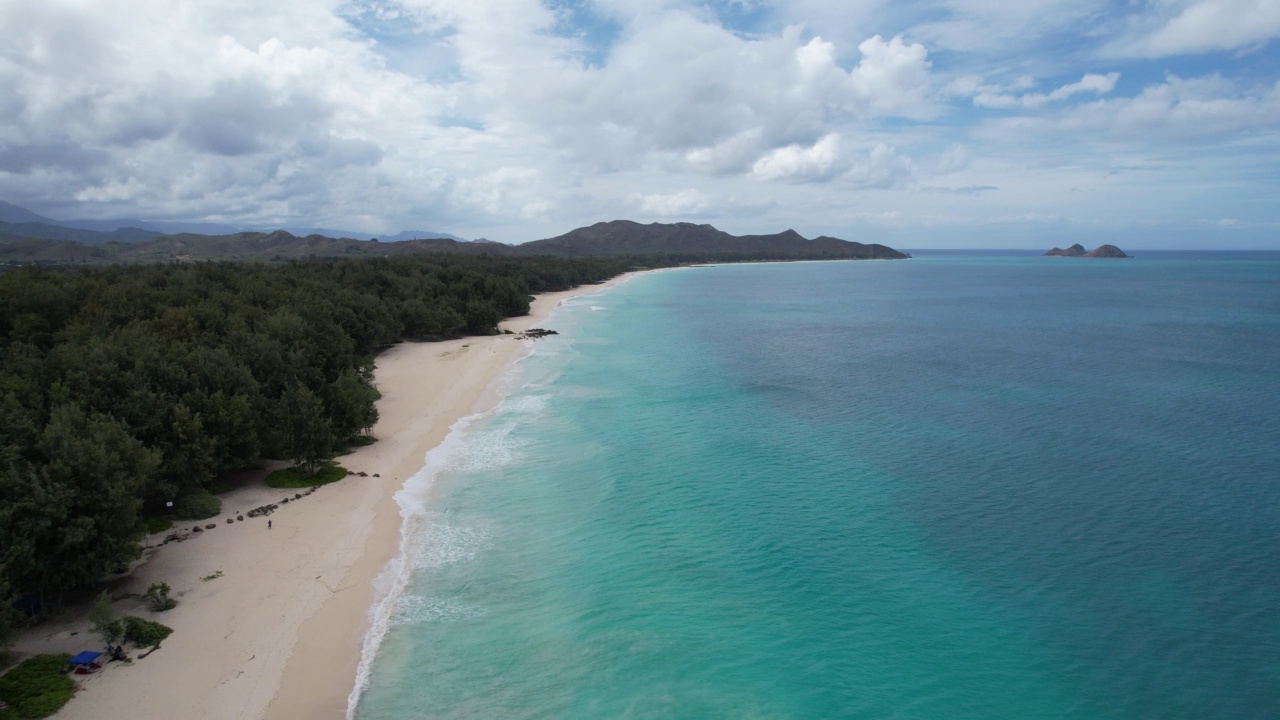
[122,617,172,649]
[265,462,348,489]
[0,653,74,719]
[174,489,221,519]
[144,583,177,612]
[143,517,173,534]
[207,482,233,495]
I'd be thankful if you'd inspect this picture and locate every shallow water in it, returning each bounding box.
[356,254,1280,719]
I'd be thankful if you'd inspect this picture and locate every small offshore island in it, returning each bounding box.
[1044,243,1130,258]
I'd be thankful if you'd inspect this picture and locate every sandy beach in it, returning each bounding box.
[12,275,634,720]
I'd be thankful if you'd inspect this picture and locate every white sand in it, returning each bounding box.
[14,275,634,720]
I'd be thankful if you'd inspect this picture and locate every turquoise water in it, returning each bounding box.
[355,254,1280,719]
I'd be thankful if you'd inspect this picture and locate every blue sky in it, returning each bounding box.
[1,0,1278,248]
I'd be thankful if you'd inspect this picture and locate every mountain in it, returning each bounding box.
[280,227,470,242]
[519,220,908,259]
[0,200,469,244]
[0,220,161,244]
[0,200,58,225]
[1,220,910,266]
[1045,243,1129,258]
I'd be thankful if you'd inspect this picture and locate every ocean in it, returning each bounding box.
[353,252,1280,719]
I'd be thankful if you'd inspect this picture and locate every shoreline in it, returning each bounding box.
[13,274,637,720]
[264,273,639,719]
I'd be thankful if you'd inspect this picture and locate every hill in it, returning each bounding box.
[1,221,910,266]
[1045,243,1129,258]
[521,220,908,259]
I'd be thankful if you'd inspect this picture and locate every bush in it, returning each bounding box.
[143,517,173,534]
[144,583,176,612]
[0,653,74,719]
[265,462,348,489]
[207,482,233,495]
[174,489,221,519]
[122,617,172,649]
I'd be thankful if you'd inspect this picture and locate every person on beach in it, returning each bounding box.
[268,519,272,529]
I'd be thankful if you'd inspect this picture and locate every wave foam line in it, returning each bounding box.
[345,276,633,718]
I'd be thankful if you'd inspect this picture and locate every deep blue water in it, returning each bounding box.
[355,254,1280,719]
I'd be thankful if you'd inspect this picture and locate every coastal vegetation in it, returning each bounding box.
[266,463,348,489]
[0,254,627,614]
[0,653,75,718]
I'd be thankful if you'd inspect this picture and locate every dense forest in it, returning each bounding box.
[0,254,628,614]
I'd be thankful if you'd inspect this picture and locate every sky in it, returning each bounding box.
[1,0,1279,248]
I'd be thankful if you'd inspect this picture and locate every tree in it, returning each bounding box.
[88,591,122,646]
[277,383,335,475]
[35,405,159,598]
[0,580,22,659]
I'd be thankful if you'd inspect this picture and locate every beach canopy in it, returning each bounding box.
[68,651,102,666]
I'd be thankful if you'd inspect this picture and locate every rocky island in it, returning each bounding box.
[1044,243,1129,258]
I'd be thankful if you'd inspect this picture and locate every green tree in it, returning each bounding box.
[35,405,159,597]
[277,383,335,475]
[87,591,122,646]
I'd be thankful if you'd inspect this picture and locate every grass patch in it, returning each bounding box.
[0,653,74,719]
[143,517,173,534]
[265,462,348,489]
[174,489,221,520]
[206,482,233,495]
[200,571,222,582]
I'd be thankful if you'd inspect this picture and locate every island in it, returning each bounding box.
[1044,243,1129,258]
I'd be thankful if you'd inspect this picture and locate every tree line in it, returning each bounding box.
[0,254,627,613]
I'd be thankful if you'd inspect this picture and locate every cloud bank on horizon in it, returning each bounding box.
[1,0,1278,248]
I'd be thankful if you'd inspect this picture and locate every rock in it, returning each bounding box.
[205,523,216,530]
[226,518,234,524]
[373,473,380,477]
[281,498,289,504]
[192,526,203,533]
[519,328,560,339]
[295,493,302,499]
[237,515,244,521]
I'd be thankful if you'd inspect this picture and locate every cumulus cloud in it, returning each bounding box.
[752,134,845,182]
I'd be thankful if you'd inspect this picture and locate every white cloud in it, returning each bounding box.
[1056,75,1280,139]
[1142,0,1280,56]
[845,143,916,189]
[752,134,844,181]
[973,73,1120,109]
[630,189,711,216]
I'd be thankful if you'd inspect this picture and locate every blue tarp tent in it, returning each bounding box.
[68,651,103,673]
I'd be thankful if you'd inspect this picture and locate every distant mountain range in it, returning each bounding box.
[0,200,468,245]
[0,209,909,266]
